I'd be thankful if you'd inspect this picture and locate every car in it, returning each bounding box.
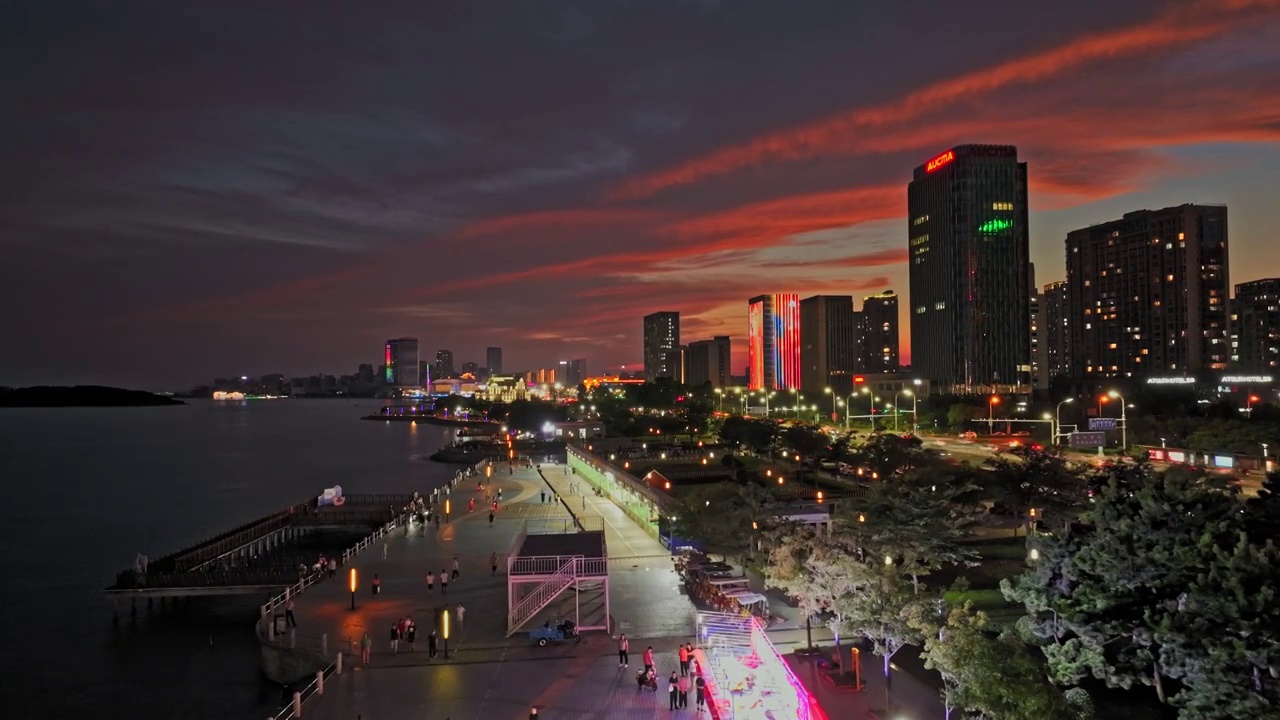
[993,431,1007,437]
[1013,431,1031,437]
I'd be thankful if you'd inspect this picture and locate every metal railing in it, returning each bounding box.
[269,657,339,720]
[509,554,610,577]
[507,558,576,634]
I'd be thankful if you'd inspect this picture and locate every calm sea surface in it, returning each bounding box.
[0,399,456,718]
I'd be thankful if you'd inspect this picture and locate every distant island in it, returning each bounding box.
[0,385,186,407]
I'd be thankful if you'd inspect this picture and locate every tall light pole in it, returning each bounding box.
[824,387,834,425]
[791,388,801,421]
[988,396,1000,434]
[1055,398,1074,445]
[895,389,914,434]
[845,392,857,431]
[715,388,724,414]
[1247,394,1260,418]
[863,388,878,431]
[1107,390,1127,450]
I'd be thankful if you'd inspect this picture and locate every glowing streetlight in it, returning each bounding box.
[349,567,357,610]
[988,395,1000,434]
[441,606,451,660]
[1054,398,1074,445]
[1107,390,1127,450]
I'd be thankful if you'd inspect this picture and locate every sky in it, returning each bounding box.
[3,0,1280,389]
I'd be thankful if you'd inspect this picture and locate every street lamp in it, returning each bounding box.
[988,396,1000,434]
[1055,398,1074,445]
[791,388,801,420]
[1247,394,1261,418]
[864,388,878,431]
[715,388,724,414]
[1107,390,1127,450]
[349,567,357,611]
[441,606,451,660]
[895,389,915,434]
[824,387,834,424]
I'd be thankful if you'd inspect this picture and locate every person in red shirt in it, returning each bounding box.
[679,644,690,676]
[643,646,654,673]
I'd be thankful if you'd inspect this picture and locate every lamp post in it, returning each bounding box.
[845,393,857,431]
[1247,394,1260,418]
[715,388,724,414]
[895,389,915,433]
[988,396,1000,434]
[1107,390,1127,450]
[349,568,357,611]
[791,388,801,421]
[824,387,834,424]
[864,388,878,431]
[1055,398,1074,445]
[441,606,451,660]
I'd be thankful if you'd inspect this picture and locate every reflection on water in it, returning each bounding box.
[0,399,455,718]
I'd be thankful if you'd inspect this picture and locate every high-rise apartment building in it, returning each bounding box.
[800,295,856,396]
[907,145,1030,392]
[560,359,587,386]
[1042,281,1070,381]
[1231,278,1280,372]
[486,347,503,375]
[643,311,680,382]
[384,338,420,387]
[687,336,732,388]
[1029,274,1048,390]
[1066,204,1229,378]
[435,349,455,378]
[859,290,900,374]
[748,294,800,391]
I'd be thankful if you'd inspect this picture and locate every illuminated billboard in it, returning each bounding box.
[925,149,955,172]
[748,299,765,391]
[772,293,800,390]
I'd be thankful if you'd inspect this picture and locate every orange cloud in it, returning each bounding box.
[614,0,1278,199]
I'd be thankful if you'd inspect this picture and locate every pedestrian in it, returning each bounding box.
[372,573,381,596]
[456,603,465,629]
[361,631,372,665]
[695,673,706,712]
[678,674,690,708]
[285,598,297,627]
[618,634,629,667]
[668,671,679,711]
[452,556,460,580]
[643,646,655,673]
[406,619,417,652]
[328,557,337,578]
[441,568,449,594]
[490,552,498,576]
[426,571,434,591]
[428,629,438,659]
[382,541,388,560]
[468,497,475,513]
[489,511,495,526]
[497,488,502,501]
[541,491,546,503]
[389,623,400,655]
[679,643,690,676]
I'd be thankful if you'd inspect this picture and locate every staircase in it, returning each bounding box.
[507,558,578,635]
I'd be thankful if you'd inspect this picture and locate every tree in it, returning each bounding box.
[987,446,1091,534]
[1244,471,1280,542]
[837,563,930,709]
[765,524,869,659]
[670,482,771,561]
[848,432,936,479]
[717,416,780,456]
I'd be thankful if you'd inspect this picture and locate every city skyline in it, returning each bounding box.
[5,2,1280,389]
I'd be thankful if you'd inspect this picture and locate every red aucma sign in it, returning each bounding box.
[926,150,955,172]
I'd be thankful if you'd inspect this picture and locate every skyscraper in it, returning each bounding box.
[643,311,680,382]
[1232,278,1280,373]
[907,145,1030,392]
[687,336,732,388]
[486,347,503,375]
[1028,267,1048,389]
[800,295,855,396]
[859,290,900,374]
[1042,281,1070,381]
[435,349,455,378]
[1066,204,1229,378]
[560,358,587,386]
[384,338,420,387]
[748,293,800,391]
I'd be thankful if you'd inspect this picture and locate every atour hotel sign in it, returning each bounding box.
[926,150,955,173]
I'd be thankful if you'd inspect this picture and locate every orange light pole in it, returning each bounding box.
[988,396,1000,434]
[349,567,357,610]
[851,647,864,691]
[441,606,451,660]
[1248,394,1261,418]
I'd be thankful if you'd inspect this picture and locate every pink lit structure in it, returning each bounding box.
[694,611,827,720]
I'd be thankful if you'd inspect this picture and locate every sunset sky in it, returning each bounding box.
[4,0,1280,388]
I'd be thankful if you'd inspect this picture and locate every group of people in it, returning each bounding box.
[621,635,707,712]
[424,557,462,594]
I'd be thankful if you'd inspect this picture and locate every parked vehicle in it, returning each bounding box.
[529,619,580,646]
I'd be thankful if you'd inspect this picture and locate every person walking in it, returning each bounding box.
[540,491,546,503]
[695,673,706,712]
[679,643,689,676]
[285,598,297,628]
[452,557,460,580]
[618,634,629,667]
[405,619,417,652]
[360,631,372,665]
[468,497,475,513]
[489,511,495,526]
[643,646,655,674]
[371,573,381,596]
[440,568,449,595]
[668,671,679,711]
[678,674,690,709]
[427,571,436,591]
[427,629,438,659]
[490,552,498,576]
[455,603,465,629]
[389,623,400,655]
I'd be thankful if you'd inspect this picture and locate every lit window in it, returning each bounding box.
[1109,343,1118,349]
[1178,232,1185,240]
[934,301,946,310]
[915,306,926,314]
[1166,243,1173,250]
[1167,274,1174,282]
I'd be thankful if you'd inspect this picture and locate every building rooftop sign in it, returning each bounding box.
[1146,377,1196,385]
[1220,375,1274,384]
[926,149,955,173]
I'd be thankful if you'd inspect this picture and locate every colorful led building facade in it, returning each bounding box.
[748,294,800,391]
[384,337,420,387]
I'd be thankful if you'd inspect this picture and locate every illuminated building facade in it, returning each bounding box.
[799,295,855,396]
[748,294,800,391]
[643,311,681,382]
[1066,204,1230,378]
[859,290,900,374]
[1232,278,1280,373]
[907,145,1030,392]
[384,337,420,387]
[482,375,527,403]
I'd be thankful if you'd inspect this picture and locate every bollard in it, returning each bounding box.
[322,633,328,655]
[316,670,324,695]
[292,691,302,717]
[336,651,343,675]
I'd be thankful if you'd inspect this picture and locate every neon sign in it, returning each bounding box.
[978,218,1013,234]
[926,149,955,172]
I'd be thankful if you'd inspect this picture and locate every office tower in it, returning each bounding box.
[435,349,455,378]
[859,290,900,374]
[384,338,420,387]
[907,145,1030,391]
[800,295,856,396]
[1042,281,1070,380]
[560,359,587,386]
[461,361,479,377]
[643,311,681,382]
[486,347,503,375]
[1066,204,1229,377]
[748,293,801,391]
[686,336,732,388]
[357,364,374,385]
[1231,278,1280,372]
[1029,287,1048,390]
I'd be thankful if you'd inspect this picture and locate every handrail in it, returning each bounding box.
[270,657,338,720]
[507,558,576,635]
